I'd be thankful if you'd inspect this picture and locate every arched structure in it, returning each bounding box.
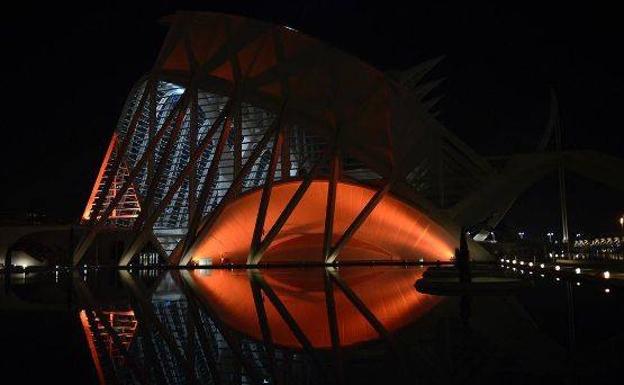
[73,11,490,266]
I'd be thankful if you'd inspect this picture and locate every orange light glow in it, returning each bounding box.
[189,267,441,348]
[82,134,118,221]
[192,180,455,264]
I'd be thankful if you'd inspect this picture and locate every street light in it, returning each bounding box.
[547,232,554,243]
[518,231,525,240]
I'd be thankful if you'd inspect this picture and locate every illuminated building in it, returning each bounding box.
[73,11,497,266]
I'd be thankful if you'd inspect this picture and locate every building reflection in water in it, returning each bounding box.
[76,266,439,385]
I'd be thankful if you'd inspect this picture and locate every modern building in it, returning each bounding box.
[74,11,484,267]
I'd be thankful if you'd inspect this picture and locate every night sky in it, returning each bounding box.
[1,1,622,237]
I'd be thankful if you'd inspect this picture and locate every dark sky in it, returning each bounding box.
[1,1,622,237]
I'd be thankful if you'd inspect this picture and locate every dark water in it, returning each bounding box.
[1,266,623,385]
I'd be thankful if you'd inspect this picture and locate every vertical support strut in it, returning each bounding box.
[323,148,341,261]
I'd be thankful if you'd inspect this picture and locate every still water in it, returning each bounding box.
[1,266,623,384]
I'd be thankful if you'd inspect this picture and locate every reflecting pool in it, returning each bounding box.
[1,266,623,384]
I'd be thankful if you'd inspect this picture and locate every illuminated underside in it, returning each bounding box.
[192,180,455,264]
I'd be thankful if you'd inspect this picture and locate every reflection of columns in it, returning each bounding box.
[250,270,327,379]
[248,271,278,382]
[119,271,200,385]
[178,270,264,385]
[327,267,406,379]
[323,269,344,384]
[73,275,149,384]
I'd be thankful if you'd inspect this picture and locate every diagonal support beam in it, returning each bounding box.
[178,113,283,265]
[87,84,151,225]
[73,90,189,266]
[248,128,284,264]
[326,182,391,263]
[118,98,234,266]
[133,92,191,230]
[251,144,331,264]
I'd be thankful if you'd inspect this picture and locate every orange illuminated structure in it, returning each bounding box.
[81,133,141,225]
[190,180,455,264]
[73,11,490,267]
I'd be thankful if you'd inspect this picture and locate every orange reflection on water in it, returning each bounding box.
[189,267,440,349]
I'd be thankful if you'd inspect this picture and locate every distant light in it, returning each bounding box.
[540,274,545,277]
[512,260,517,265]
[528,262,534,267]
[605,288,611,293]
[556,277,560,281]
[520,270,524,274]
[284,25,297,32]
[540,263,545,269]
[576,282,581,286]
[555,265,561,271]
[500,258,505,263]
[512,267,517,271]
[603,271,611,279]
[520,261,525,266]
[575,268,581,274]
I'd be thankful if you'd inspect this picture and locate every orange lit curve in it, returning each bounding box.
[192,180,455,264]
